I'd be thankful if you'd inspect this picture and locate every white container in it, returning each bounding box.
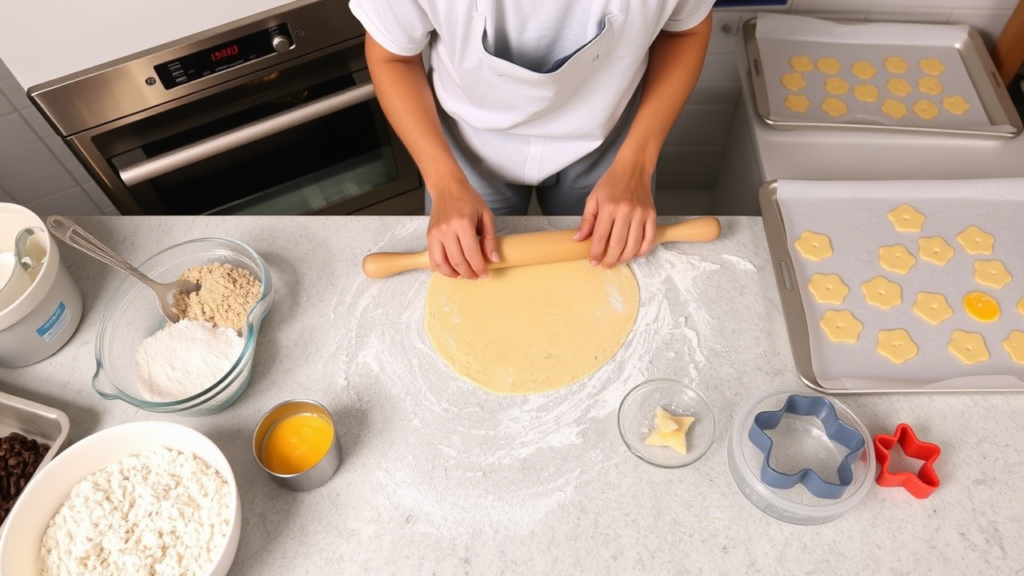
[0,421,241,576]
[0,204,82,368]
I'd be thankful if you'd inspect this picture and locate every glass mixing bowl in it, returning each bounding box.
[92,238,273,415]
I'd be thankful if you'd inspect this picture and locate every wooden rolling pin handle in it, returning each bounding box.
[361,216,721,278]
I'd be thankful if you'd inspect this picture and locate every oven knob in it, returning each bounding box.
[272,35,291,54]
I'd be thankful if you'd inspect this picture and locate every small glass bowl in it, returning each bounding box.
[618,379,715,468]
[92,238,273,415]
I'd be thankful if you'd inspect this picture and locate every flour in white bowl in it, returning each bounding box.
[40,447,233,576]
[135,319,243,402]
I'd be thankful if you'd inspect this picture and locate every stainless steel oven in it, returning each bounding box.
[28,0,422,215]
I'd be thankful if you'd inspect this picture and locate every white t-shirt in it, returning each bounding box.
[350,0,714,185]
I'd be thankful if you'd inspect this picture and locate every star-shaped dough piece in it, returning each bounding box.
[794,231,833,261]
[882,98,908,120]
[825,77,850,95]
[918,236,955,265]
[862,276,903,310]
[913,292,953,325]
[644,406,694,455]
[817,57,841,75]
[920,58,945,76]
[877,329,918,364]
[918,77,943,95]
[820,310,863,343]
[854,84,879,102]
[851,61,877,79]
[879,245,916,274]
[808,273,849,304]
[781,72,807,91]
[887,78,913,97]
[790,55,814,72]
[885,56,909,74]
[887,204,925,232]
[956,226,994,255]
[1004,331,1024,364]
[943,95,970,115]
[974,260,1012,289]
[949,330,989,365]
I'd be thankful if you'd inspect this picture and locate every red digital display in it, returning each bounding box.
[210,44,241,62]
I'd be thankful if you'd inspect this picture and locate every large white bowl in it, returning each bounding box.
[0,421,241,576]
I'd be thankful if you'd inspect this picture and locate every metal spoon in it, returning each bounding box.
[46,215,199,323]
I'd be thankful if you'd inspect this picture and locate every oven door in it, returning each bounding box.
[74,42,421,215]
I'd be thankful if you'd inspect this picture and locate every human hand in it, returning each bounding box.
[427,179,499,279]
[574,160,657,267]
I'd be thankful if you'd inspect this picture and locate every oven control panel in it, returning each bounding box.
[154,24,293,89]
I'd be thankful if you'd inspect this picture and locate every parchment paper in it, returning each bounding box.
[777,178,1024,391]
[755,13,1011,133]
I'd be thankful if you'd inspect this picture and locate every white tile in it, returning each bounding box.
[0,79,31,110]
[42,136,78,166]
[25,187,101,218]
[64,160,96,186]
[0,93,13,117]
[2,166,78,204]
[0,59,11,82]
[81,182,117,213]
[949,9,1013,46]
[708,13,741,53]
[0,113,38,156]
[20,107,59,140]
[0,143,61,185]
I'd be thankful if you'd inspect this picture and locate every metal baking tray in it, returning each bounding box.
[744,18,1023,138]
[758,180,1024,394]
[0,389,71,515]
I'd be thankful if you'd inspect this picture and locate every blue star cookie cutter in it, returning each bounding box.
[747,395,865,500]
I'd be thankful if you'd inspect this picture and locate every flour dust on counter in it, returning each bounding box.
[324,220,721,540]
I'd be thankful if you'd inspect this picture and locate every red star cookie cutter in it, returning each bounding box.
[874,423,941,499]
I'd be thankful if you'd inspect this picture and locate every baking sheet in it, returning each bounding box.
[752,13,1016,134]
[776,178,1024,391]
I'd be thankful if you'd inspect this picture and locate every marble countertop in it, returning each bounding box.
[1,216,1021,575]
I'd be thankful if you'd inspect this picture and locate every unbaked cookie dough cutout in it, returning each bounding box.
[851,61,876,79]
[1019,296,1024,318]
[918,236,955,265]
[854,84,879,103]
[1004,331,1024,364]
[913,292,953,325]
[781,72,807,91]
[817,57,841,75]
[949,330,989,365]
[942,95,970,115]
[974,260,1012,289]
[912,99,940,120]
[790,55,814,72]
[887,78,913,97]
[881,98,908,120]
[424,260,639,394]
[956,225,994,255]
[918,77,943,95]
[879,245,917,274]
[919,58,945,76]
[887,204,925,232]
[877,329,918,364]
[785,94,812,113]
[794,231,833,261]
[964,291,1000,323]
[821,97,848,117]
[885,56,909,74]
[862,276,903,310]
[825,77,850,95]
[820,310,863,343]
[808,273,850,304]
[644,406,694,455]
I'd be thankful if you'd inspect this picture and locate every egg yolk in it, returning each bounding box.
[261,413,334,475]
[964,291,1000,323]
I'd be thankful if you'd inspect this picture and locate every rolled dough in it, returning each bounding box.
[424,260,639,395]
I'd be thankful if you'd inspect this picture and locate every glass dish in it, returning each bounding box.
[92,238,273,415]
[618,379,715,468]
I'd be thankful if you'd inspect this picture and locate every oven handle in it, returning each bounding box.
[118,81,377,187]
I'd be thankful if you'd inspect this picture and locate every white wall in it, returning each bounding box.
[1,0,1019,217]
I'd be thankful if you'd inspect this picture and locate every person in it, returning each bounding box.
[351,0,713,278]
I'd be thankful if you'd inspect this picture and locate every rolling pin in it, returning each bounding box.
[362,216,721,278]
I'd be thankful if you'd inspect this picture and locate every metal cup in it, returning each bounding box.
[252,399,342,491]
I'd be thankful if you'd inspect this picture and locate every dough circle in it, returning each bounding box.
[912,99,940,120]
[885,56,909,74]
[943,95,970,115]
[887,78,913,97]
[781,72,807,91]
[881,98,908,120]
[425,261,639,394]
[825,77,850,95]
[817,57,842,75]
[918,77,943,95]
[790,55,814,72]
[851,61,877,79]
[821,97,848,117]
[784,94,812,113]
[854,84,879,102]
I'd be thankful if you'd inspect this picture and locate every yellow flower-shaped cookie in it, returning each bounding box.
[920,58,945,76]
[974,260,1012,289]
[794,231,833,261]
[956,225,994,254]
[808,274,850,305]
[918,236,955,265]
[918,77,942,95]
[862,276,903,310]
[879,245,916,274]
[912,292,953,325]
[949,330,989,365]
[821,97,848,117]
[913,99,940,120]
[820,310,863,343]
[825,77,850,95]
[887,78,913,97]
[790,55,814,72]
[942,95,970,115]
[885,56,909,74]
[817,57,841,75]
[1004,331,1024,365]
[877,329,918,364]
[781,72,807,91]
[1019,296,1024,318]
[851,61,876,79]
[854,84,879,102]
[882,98,908,120]
[887,204,925,232]
[785,94,812,113]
